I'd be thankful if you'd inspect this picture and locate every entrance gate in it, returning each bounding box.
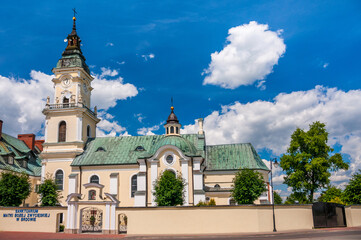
[312,202,346,228]
[81,207,103,232]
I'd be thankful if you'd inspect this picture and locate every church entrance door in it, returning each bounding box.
[81,207,103,233]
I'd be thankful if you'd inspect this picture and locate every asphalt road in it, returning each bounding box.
[124,228,361,240]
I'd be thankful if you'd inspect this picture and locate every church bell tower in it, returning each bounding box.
[41,15,100,192]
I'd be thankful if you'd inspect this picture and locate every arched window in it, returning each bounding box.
[131,175,137,198]
[166,127,169,134]
[214,184,220,189]
[88,190,96,200]
[63,97,69,108]
[58,121,66,142]
[176,127,179,134]
[87,125,91,138]
[170,126,174,134]
[55,170,64,190]
[90,175,99,184]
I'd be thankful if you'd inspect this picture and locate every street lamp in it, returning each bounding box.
[270,158,278,232]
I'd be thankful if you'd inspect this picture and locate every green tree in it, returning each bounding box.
[343,170,361,204]
[280,121,349,203]
[231,169,267,204]
[153,170,185,206]
[273,191,283,204]
[284,192,309,204]
[38,177,60,206]
[0,170,31,206]
[318,186,344,204]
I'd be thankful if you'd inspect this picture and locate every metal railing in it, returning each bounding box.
[45,103,97,117]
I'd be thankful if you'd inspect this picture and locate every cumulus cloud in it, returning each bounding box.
[106,42,114,47]
[92,68,138,110]
[183,85,361,186]
[0,71,53,136]
[203,21,286,89]
[96,112,129,137]
[141,53,155,61]
[99,67,119,78]
[137,122,164,136]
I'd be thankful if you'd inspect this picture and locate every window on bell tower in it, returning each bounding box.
[63,97,69,108]
[58,121,66,142]
[87,125,91,138]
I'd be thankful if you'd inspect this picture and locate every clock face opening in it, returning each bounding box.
[61,75,72,88]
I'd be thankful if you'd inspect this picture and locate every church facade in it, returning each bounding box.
[1,16,271,234]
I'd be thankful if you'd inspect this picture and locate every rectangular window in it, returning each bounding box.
[35,184,40,193]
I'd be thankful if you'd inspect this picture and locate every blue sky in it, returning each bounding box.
[1,0,361,198]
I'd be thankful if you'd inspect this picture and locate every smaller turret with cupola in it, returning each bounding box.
[164,106,181,135]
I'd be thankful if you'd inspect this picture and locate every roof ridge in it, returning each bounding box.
[206,143,251,147]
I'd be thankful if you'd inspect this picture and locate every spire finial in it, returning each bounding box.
[72,8,77,30]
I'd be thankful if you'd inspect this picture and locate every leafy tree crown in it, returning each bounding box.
[343,170,361,205]
[231,169,267,204]
[0,170,31,207]
[153,170,185,206]
[280,121,349,203]
[38,177,61,206]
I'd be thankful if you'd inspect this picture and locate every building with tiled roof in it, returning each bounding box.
[0,120,44,206]
[37,16,271,234]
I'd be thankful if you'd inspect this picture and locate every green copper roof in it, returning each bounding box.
[0,133,42,177]
[148,135,198,157]
[205,143,269,171]
[71,134,202,166]
[71,134,266,171]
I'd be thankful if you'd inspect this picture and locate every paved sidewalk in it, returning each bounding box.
[0,227,361,240]
[0,231,126,240]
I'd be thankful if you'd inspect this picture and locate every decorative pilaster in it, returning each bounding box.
[193,157,205,205]
[150,160,159,206]
[134,159,147,206]
[180,158,189,205]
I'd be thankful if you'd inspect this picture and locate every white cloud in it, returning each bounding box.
[323,63,329,68]
[141,53,155,61]
[117,61,125,65]
[137,122,164,136]
[106,42,114,47]
[92,68,138,110]
[183,85,361,186]
[134,113,145,123]
[100,67,118,78]
[0,71,53,136]
[203,21,286,89]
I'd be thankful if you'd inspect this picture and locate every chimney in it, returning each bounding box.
[35,140,45,152]
[18,134,36,150]
[0,120,3,139]
[198,118,204,135]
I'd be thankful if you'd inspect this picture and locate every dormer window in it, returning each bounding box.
[7,156,14,165]
[135,146,145,151]
[22,160,27,168]
[96,147,106,152]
